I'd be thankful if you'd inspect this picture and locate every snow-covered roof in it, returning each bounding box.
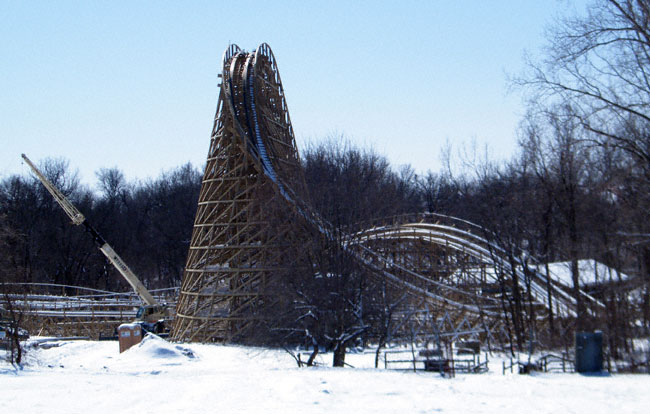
[535,260,630,287]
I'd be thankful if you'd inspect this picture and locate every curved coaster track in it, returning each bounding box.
[171,43,597,344]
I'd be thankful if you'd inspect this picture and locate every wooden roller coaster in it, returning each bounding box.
[171,43,598,344]
[5,43,600,345]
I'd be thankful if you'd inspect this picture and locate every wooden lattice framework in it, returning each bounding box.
[0,284,177,339]
[347,213,598,346]
[350,213,579,318]
[172,44,306,342]
[171,43,596,345]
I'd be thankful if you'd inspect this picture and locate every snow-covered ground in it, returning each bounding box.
[2,336,649,414]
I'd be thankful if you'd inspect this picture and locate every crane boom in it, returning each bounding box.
[21,154,85,225]
[21,153,158,307]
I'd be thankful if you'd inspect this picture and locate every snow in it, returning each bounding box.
[2,336,649,414]
[539,260,630,287]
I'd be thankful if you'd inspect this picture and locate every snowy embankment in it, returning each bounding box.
[1,336,649,414]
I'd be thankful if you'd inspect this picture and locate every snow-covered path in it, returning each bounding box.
[1,337,648,414]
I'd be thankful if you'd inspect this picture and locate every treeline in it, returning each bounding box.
[0,144,422,292]
[0,162,201,292]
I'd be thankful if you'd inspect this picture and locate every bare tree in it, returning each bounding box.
[518,0,650,183]
[0,215,26,366]
[514,0,650,358]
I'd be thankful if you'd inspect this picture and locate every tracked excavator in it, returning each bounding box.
[21,154,172,333]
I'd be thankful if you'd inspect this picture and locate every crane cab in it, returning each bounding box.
[135,304,170,334]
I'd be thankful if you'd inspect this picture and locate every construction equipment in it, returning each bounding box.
[21,154,172,333]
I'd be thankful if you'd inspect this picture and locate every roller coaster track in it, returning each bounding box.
[349,213,601,317]
[172,43,597,343]
[0,284,177,338]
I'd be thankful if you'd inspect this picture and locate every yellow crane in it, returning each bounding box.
[21,154,172,333]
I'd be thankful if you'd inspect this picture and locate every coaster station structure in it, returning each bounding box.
[172,43,596,345]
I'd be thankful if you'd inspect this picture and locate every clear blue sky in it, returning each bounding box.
[1,1,588,188]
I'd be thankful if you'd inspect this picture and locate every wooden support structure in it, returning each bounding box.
[171,44,306,342]
[170,43,595,346]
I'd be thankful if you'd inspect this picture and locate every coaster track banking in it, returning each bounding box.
[349,213,601,318]
[172,43,598,342]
